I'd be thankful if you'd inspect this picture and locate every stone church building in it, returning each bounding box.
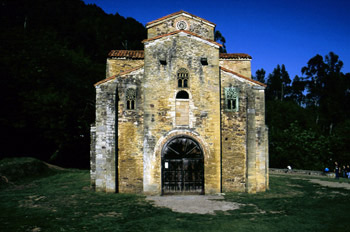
[90,11,269,195]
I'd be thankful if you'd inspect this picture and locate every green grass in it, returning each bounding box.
[1,158,350,232]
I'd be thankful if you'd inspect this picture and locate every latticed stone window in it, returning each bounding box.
[224,87,239,112]
[177,68,189,88]
[125,88,136,110]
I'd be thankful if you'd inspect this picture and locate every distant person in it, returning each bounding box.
[346,165,350,179]
[334,162,340,179]
[342,165,347,178]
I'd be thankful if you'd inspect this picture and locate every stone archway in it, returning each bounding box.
[161,136,204,195]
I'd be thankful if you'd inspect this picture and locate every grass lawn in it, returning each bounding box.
[1,158,349,232]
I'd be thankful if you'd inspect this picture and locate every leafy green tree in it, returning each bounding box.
[301,52,349,134]
[267,52,350,169]
[270,121,331,170]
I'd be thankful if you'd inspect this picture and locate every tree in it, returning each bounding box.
[0,0,146,168]
[301,52,349,133]
[253,68,266,83]
[266,64,291,101]
[280,64,291,100]
[214,30,227,53]
[289,75,305,105]
[270,121,331,170]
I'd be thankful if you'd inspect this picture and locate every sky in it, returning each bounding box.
[82,0,350,80]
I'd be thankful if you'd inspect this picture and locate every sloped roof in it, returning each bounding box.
[146,10,216,28]
[107,50,251,60]
[142,30,222,47]
[220,53,252,59]
[108,50,144,59]
[94,65,144,87]
[220,66,266,87]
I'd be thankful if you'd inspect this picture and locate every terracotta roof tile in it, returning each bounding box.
[220,53,252,59]
[142,30,222,47]
[220,66,266,87]
[146,10,216,27]
[94,65,144,87]
[108,50,144,59]
[108,50,252,61]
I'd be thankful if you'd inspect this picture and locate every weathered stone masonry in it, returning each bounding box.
[91,10,268,195]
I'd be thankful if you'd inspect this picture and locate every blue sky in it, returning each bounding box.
[82,0,350,80]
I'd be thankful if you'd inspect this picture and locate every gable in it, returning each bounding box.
[220,67,266,87]
[146,10,215,41]
[94,65,144,87]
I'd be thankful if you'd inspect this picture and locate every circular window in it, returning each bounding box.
[176,20,188,30]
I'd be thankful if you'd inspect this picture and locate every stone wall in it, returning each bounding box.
[94,81,118,192]
[116,69,144,193]
[219,59,252,78]
[246,86,269,193]
[220,70,248,192]
[220,69,268,193]
[94,68,144,193]
[143,31,221,194]
[253,87,269,192]
[106,58,144,78]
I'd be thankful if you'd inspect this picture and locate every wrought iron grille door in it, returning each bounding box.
[162,137,204,194]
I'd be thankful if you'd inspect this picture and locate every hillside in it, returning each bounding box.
[0,0,146,168]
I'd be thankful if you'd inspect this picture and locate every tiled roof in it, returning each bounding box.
[94,65,144,87]
[142,30,222,47]
[146,10,216,27]
[108,50,252,60]
[220,66,266,87]
[108,50,144,59]
[220,53,252,59]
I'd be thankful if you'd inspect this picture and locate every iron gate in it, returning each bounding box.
[162,137,204,194]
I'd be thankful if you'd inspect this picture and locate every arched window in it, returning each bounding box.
[125,88,136,110]
[175,90,189,126]
[177,68,189,88]
[176,90,189,99]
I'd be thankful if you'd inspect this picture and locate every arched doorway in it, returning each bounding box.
[161,136,204,195]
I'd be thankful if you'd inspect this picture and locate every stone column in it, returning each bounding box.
[94,83,117,192]
[254,86,268,192]
[90,125,96,189]
[246,87,257,193]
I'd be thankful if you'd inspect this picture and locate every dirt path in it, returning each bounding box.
[146,195,240,215]
[308,179,350,190]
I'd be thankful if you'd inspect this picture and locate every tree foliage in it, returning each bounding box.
[252,68,266,83]
[1,1,349,171]
[266,64,291,101]
[0,0,146,168]
[214,30,227,53]
[265,52,350,170]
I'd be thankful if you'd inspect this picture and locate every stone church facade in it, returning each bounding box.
[90,11,269,195]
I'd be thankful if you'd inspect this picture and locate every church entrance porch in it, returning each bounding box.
[161,136,204,195]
